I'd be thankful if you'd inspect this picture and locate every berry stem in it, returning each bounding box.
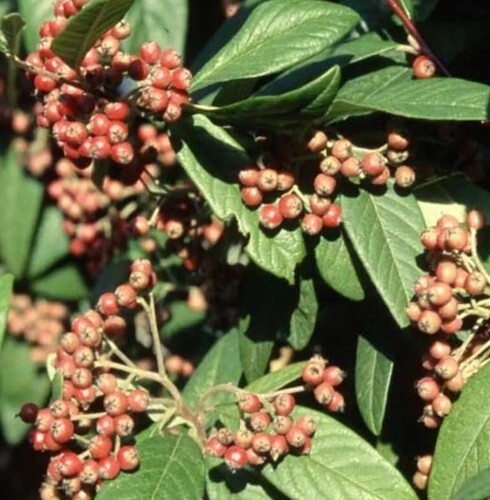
[103,336,138,368]
[460,338,490,370]
[71,411,106,421]
[383,0,450,76]
[260,384,307,400]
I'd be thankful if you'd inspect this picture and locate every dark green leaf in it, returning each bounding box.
[0,145,44,278]
[200,66,341,127]
[207,457,281,500]
[0,338,50,444]
[246,362,303,394]
[173,114,306,284]
[329,68,490,122]
[429,364,490,500]
[124,0,188,56]
[315,229,365,301]
[51,0,135,70]
[288,268,318,350]
[342,183,425,327]
[355,313,395,436]
[27,207,70,278]
[162,301,205,339]
[261,406,417,499]
[454,468,490,500]
[97,433,205,500]
[0,274,13,350]
[18,0,52,53]
[0,13,25,55]
[183,329,242,410]
[411,0,439,21]
[31,263,89,300]
[192,0,359,92]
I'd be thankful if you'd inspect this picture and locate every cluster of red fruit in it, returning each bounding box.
[206,357,345,469]
[407,211,486,337]
[21,259,157,499]
[412,454,433,490]
[8,295,69,364]
[239,127,415,235]
[26,0,190,182]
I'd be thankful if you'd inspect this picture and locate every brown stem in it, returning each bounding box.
[384,0,450,76]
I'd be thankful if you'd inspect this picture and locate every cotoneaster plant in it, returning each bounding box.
[0,0,488,499]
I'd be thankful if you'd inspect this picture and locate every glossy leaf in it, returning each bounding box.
[246,362,304,394]
[124,0,188,56]
[454,468,490,500]
[356,326,395,436]
[0,13,25,55]
[0,274,13,350]
[18,0,52,53]
[429,364,490,500]
[27,207,70,278]
[0,145,44,278]
[173,114,306,284]
[329,68,490,122]
[342,183,425,327]
[0,338,50,444]
[97,433,205,500]
[192,0,358,91]
[51,0,135,69]
[31,264,89,300]
[261,406,417,499]
[288,268,318,350]
[201,66,341,127]
[183,329,242,410]
[315,229,365,301]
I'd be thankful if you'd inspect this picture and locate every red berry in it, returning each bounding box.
[278,193,303,219]
[412,55,436,79]
[301,358,325,385]
[270,434,289,461]
[238,166,259,187]
[310,194,331,216]
[234,428,254,449]
[247,447,266,466]
[171,68,192,91]
[387,128,410,150]
[151,66,172,88]
[96,373,118,395]
[432,393,452,417]
[394,165,415,188]
[445,370,464,392]
[117,445,140,471]
[323,366,345,386]
[340,157,362,177]
[50,400,69,418]
[301,213,323,235]
[217,428,234,446]
[362,152,385,176]
[241,186,263,207]
[326,391,345,412]
[306,130,328,153]
[98,456,121,480]
[467,209,485,230]
[111,141,134,165]
[417,455,433,475]
[51,418,75,444]
[331,139,352,161]
[97,292,120,315]
[429,340,451,360]
[371,166,391,185]
[57,451,82,477]
[427,281,452,306]
[320,156,341,175]
[434,356,459,380]
[128,389,149,412]
[129,58,150,80]
[322,203,342,228]
[105,102,130,121]
[114,284,137,309]
[114,413,134,437]
[96,415,115,436]
[417,310,442,335]
[72,367,93,388]
[140,41,161,64]
[465,271,486,295]
[80,460,99,484]
[295,415,316,436]
[274,393,295,416]
[90,135,111,159]
[19,403,39,423]
[89,434,113,459]
[416,377,440,401]
[285,426,307,448]
[251,432,272,454]
[406,302,422,322]
[36,408,54,432]
[314,382,334,405]
[206,436,227,457]
[272,415,293,435]
[160,49,182,69]
[103,391,128,417]
[313,173,336,196]
[413,471,428,490]
[259,204,283,230]
[108,120,129,144]
[277,170,295,191]
[249,411,271,432]
[224,446,248,470]
[257,168,278,192]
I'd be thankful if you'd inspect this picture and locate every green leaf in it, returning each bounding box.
[288,267,318,350]
[0,145,44,278]
[97,433,205,500]
[162,301,205,339]
[51,0,135,70]
[173,114,306,284]
[200,66,341,127]
[0,13,25,55]
[0,274,13,350]
[31,264,89,301]
[261,406,417,500]
[342,183,425,327]
[183,329,242,410]
[355,312,395,436]
[50,372,64,403]
[416,175,490,227]
[0,338,50,444]
[454,468,490,500]
[411,0,439,21]
[27,207,70,278]
[18,0,52,53]
[124,0,188,56]
[429,364,490,500]
[329,69,490,122]
[246,362,303,393]
[315,228,365,301]
[207,457,281,500]
[192,0,359,92]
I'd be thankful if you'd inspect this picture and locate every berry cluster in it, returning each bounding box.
[8,295,69,363]
[22,259,157,498]
[206,356,345,469]
[408,211,490,425]
[412,454,433,490]
[26,0,190,181]
[239,127,416,235]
